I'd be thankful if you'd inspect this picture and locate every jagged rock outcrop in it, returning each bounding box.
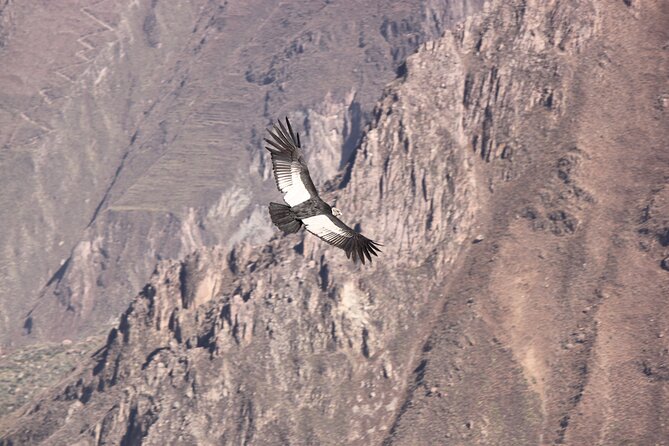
[382,1,669,445]
[0,0,483,351]
[0,3,482,442]
[2,0,669,445]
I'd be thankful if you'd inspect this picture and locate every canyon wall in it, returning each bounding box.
[2,1,668,445]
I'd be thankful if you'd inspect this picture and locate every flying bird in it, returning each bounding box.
[264,117,381,264]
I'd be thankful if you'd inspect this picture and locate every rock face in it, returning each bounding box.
[0,0,482,349]
[2,0,669,445]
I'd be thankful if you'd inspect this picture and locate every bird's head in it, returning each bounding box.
[332,207,343,218]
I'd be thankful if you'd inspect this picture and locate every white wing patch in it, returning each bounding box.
[265,119,314,207]
[302,214,349,244]
[273,158,293,192]
[283,164,311,206]
[271,157,311,207]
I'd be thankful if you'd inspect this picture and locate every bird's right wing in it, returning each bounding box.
[264,118,319,207]
[302,213,382,264]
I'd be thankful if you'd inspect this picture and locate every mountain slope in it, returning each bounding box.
[0,6,482,443]
[385,1,669,444]
[0,0,482,350]
[2,0,669,445]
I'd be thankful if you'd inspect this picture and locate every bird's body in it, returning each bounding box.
[264,118,381,264]
[291,197,335,219]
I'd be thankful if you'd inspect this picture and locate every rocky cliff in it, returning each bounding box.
[2,0,669,445]
[0,0,482,415]
[0,0,482,350]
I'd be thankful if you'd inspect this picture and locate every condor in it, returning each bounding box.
[264,117,381,264]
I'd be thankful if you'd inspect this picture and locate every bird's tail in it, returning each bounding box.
[269,202,302,234]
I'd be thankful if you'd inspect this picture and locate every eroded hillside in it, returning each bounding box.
[1,0,668,445]
[0,0,482,417]
[0,0,482,350]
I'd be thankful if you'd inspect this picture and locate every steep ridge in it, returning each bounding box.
[1,0,483,350]
[2,0,668,444]
[0,7,482,443]
[384,1,669,445]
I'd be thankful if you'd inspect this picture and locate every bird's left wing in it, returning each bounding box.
[264,118,319,207]
[302,213,382,264]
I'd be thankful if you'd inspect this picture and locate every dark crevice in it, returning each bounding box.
[421,174,427,201]
[141,347,169,370]
[119,309,131,344]
[338,147,358,189]
[141,284,156,300]
[120,406,143,446]
[179,262,189,308]
[463,72,474,107]
[318,257,329,291]
[228,248,238,274]
[45,258,71,287]
[197,324,217,353]
[88,151,130,227]
[221,302,232,327]
[395,61,408,79]
[657,227,669,246]
[22,316,33,335]
[93,328,117,376]
[340,101,363,169]
[361,327,370,358]
[79,384,94,404]
[413,359,428,384]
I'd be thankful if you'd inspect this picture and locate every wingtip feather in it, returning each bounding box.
[363,244,373,262]
[285,116,299,147]
[356,242,365,265]
[270,124,288,146]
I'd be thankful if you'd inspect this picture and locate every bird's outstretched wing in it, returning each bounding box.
[302,214,382,264]
[264,118,319,207]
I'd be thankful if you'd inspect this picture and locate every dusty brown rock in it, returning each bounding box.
[384,1,669,445]
[2,0,669,445]
[0,0,482,350]
[0,4,482,440]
